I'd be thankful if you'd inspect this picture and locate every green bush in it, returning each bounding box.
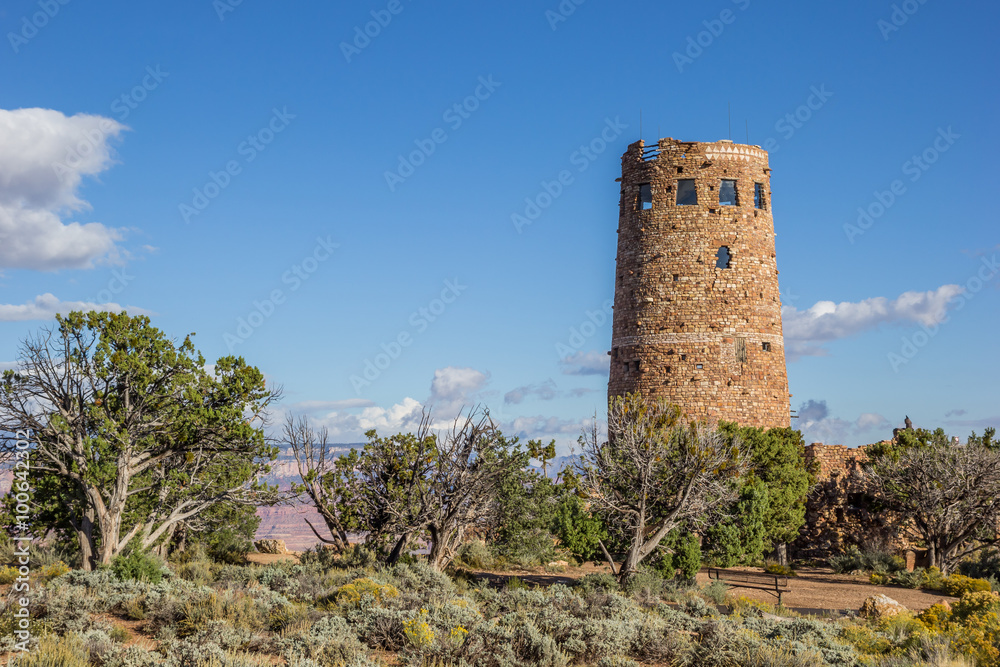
[455,540,494,570]
[111,549,165,583]
[830,545,905,575]
[960,547,1000,583]
[551,493,606,562]
[206,529,252,565]
[701,580,729,605]
[576,572,619,595]
[650,529,701,580]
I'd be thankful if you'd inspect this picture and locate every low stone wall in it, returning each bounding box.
[791,442,906,562]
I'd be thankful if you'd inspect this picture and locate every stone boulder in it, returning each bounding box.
[254,539,289,555]
[859,594,907,619]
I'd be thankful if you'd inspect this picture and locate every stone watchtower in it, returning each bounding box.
[608,138,790,428]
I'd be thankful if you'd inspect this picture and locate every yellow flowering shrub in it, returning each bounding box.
[0,565,20,584]
[949,611,1000,667]
[448,625,469,645]
[404,609,435,649]
[953,591,1000,621]
[39,561,70,583]
[918,603,953,632]
[334,577,399,607]
[944,574,994,598]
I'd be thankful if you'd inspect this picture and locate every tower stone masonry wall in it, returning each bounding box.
[609,137,790,428]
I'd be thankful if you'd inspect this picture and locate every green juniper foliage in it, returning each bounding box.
[0,311,280,570]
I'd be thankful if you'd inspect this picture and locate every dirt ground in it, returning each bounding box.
[465,563,955,614]
[242,553,953,614]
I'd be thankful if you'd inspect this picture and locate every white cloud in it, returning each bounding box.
[559,350,609,376]
[782,285,964,359]
[508,415,589,437]
[300,397,423,441]
[0,361,17,372]
[291,399,376,412]
[427,366,490,419]
[797,399,892,446]
[505,380,558,405]
[0,293,151,322]
[0,108,127,270]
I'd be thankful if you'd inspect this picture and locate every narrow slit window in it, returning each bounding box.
[720,179,738,206]
[715,246,732,269]
[638,183,653,210]
[754,182,766,209]
[676,179,697,205]
[623,363,630,374]
[633,360,640,372]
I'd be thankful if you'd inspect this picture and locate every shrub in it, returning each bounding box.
[943,574,993,597]
[701,580,729,605]
[333,578,399,607]
[921,567,946,592]
[403,608,436,649]
[960,547,1000,583]
[455,540,494,570]
[551,493,607,562]
[123,594,147,620]
[763,561,796,577]
[576,572,619,596]
[205,528,253,565]
[176,557,215,586]
[0,564,19,584]
[952,590,1000,621]
[623,568,667,601]
[111,549,165,584]
[495,528,559,568]
[10,634,89,667]
[917,603,952,632]
[39,560,71,583]
[650,529,701,581]
[297,544,342,570]
[109,625,129,643]
[830,545,905,575]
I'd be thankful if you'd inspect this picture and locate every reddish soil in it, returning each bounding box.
[466,563,955,614]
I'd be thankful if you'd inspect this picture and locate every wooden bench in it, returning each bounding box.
[707,568,791,605]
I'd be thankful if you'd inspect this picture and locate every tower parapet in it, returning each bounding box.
[608,137,790,428]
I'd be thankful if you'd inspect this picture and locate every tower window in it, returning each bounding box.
[680,354,687,361]
[633,360,640,372]
[696,364,703,369]
[623,363,630,374]
[762,342,772,352]
[736,337,747,363]
[754,182,766,209]
[676,179,697,205]
[715,246,732,269]
[638,183,653,210]
[673,274,679,281]
[720,179,738,206]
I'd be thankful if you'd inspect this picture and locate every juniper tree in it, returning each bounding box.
[578,393,745,583]
[0,312,279,569]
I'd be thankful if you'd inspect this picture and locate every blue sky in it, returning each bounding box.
[0,0,996,451]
